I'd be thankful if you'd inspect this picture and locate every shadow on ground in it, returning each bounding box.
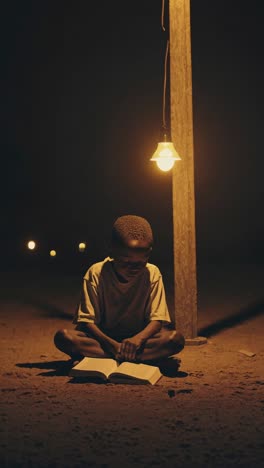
[16,360,73,376]
[198,300,264,338]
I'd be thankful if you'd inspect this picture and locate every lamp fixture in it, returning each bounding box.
[150,2,181,172]
[150,126,181,172]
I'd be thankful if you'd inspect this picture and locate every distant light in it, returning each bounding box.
[50,250,56,257]
[78,242,86,252]
[27,240,36,250]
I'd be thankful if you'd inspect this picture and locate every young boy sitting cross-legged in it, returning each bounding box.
[54,215,185,367]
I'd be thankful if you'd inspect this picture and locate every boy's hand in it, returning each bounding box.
[119,336,144,362]
[106,340,121,360]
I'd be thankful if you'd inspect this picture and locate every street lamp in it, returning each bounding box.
[150,140,180,172]
[150,30,181,172]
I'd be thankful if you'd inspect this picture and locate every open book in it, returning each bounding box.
[69,357,162,385]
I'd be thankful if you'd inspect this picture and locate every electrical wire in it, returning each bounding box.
[162,39,169,130]
[161,0,165,31]
[161,0,169,130]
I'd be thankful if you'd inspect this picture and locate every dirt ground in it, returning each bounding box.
[1,262,264,467]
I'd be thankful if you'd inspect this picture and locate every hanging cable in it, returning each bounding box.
[161,0,166,31]
[150,0,181,171]
[161,0,169,132]
[162,39,169,131]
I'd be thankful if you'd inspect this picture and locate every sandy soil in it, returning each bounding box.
[1,263,264,467]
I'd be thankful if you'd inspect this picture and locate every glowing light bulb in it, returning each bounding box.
[150,142,181,172]
[27,240,36,250]
[50,250,56,257]
[157,157,176,172]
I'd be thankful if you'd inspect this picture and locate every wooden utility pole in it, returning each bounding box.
[169,0,206,343]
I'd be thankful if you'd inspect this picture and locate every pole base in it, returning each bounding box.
[184,336,207,346]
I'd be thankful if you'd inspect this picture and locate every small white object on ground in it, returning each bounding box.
[238,349,256,357]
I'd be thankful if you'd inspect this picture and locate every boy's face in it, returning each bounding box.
[112,240,151,283]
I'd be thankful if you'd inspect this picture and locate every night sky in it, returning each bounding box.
[1,0,263,269]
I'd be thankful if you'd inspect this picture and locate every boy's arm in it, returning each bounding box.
[119,320,162,362]
[83,322,121,359]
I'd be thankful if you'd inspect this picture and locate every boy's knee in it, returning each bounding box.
[170,330,185,354]
[54,328,71,347]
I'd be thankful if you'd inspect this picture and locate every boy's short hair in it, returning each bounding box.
[111,215,153,249]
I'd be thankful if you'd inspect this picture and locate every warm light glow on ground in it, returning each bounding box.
[27,240,36,250]
[49,250,56,257]
[78,242,86,252]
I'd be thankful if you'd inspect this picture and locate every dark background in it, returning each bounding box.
[1,0,263,272]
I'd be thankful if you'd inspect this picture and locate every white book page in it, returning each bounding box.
[74,358,118,377]
[114,362,159,380]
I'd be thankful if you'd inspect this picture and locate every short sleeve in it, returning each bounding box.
[148,272,171,323]
[73,278,101,324]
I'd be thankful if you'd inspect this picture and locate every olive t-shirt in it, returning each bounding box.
[73,257,171,339]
